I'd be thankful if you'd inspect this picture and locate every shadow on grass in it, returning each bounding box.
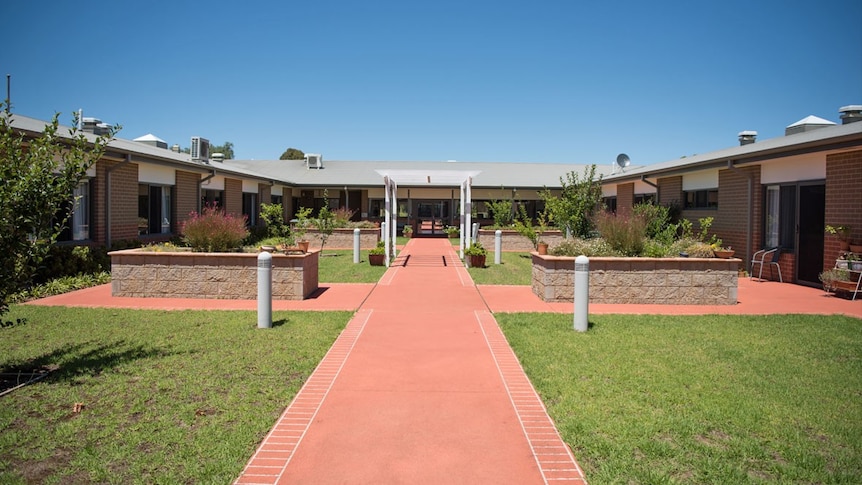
[2,341,178,384]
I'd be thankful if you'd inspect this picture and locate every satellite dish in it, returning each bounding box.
[616,153,631,169]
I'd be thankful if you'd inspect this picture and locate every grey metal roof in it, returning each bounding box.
[604,121,862,183]
[223,158,616,189]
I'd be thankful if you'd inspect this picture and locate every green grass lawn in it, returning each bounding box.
[0,306,350,484]
[467,251,534,285]
[317,249,388,283]
[497,313,862,484]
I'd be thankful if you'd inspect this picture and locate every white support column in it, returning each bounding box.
[384,176,391,267]
[465,176,473,249]
[459,180,466,258]
[391,179,398,262]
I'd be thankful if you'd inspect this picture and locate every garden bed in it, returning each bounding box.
[532,254,739,305]
[109,248,319,300]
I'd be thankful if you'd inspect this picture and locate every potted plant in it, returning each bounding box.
[819,268,848,293]
[444,225,459,238]
[368,241,386,266]
[836,252,850,270]
[713,246,735,259]
[292,207,313,252]
[402,225,413,238]
[826,224,852,251]
[847,252,862,271]
[465,241,487,268]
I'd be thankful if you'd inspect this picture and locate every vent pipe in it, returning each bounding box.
[839,105,862,125]
[738,130,757,146]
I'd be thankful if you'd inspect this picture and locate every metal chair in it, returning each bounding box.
[750,247,782,282]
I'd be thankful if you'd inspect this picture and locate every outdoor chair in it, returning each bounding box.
[750,247,782,282]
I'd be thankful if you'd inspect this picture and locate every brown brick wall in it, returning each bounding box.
[175,170,200,231]
[223,178,243,217]
[824,149,862,270]
[658,176,683,207]
[715,166,762,266]
[94,159,139,244]
[616,182,634,215]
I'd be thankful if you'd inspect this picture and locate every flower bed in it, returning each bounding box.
[532,254,739,305]
[110,249,318,300]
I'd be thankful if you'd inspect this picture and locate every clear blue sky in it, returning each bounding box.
[4,1,861,165]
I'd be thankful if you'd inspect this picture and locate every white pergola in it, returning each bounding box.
[376,169,481,267]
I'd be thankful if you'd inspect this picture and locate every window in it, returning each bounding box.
[602,197,617,213]
[764,185,796,250]
[271,195,283,205]
[202,189,223,209]
[634,193,657,205]
[242,193,258,227]
[139,184,173,235]
[684,189,718,209]
[58,180,91,242]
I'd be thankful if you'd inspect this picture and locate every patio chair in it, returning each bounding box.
[750,247,782,282]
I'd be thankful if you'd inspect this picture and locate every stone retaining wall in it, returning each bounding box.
[532,254,739,305]
[477,230,565,251]
[110,249,319,300]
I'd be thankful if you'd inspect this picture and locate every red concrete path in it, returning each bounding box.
[234,238,586,484]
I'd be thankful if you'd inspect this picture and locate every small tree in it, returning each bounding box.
[487,198,513,227]
[260,203,291,245]
[314,198,335,255]
[0,108,118,319]
[540,165,603,238]
[280,147,305,160]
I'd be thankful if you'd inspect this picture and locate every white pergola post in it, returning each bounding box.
[391,179,398,265]
[460,180,466,258]
[384,176,391,267]
[465,176,473,250]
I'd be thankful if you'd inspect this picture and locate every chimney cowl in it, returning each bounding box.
[738,130,757,146]
[839,105,862,125]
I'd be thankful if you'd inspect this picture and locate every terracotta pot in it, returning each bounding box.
[713,250,735,259]
[839,241,851,251]
[537,242,549,255]
[298,240,310,253]
[850,244,862,253]
[369,253,385,266]
[469,254,486,268]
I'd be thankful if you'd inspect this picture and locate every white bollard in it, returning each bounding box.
[574,255,589,332]
[472,222,479,242]
[381,222,387,241]
[353,228,361,264]
[495,229,502,265]
[257,251,272,329]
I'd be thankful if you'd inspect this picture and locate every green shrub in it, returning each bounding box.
[10,271,111,303]
[594,210,647,256]
[488,199,514,227]
[181,204,249,252]
[633,202,675,242]
[549,238,616,257]
[35,245,111,283]
[332,207,355,228]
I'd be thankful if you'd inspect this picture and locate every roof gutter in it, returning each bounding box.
[726,159,753,264]
[105,154,132,249]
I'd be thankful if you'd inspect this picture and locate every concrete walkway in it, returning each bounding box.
[234,238,586,484]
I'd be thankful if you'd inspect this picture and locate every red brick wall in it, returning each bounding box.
[715,166,762,266]
[175,170,200,231]
[616,182,634,215]
[93,159,139,244]
[824,149,862,270]
[658,176,683,208]
[223,178,243,217]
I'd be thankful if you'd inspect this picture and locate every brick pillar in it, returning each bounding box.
[825,149,862,271]
[175,170,201,232]
[658,176,682,208]
[616,183,634,216]
[223,178,243,217]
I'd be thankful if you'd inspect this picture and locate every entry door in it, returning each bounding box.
[417,201,448,234]
[797,184,826,285]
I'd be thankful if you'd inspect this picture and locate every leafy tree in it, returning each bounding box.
[0,107,117,319]
[210,141,234,159]
[488,198,513,227]
[280,147,305,160]
[314,190,335,255]
[540,164,603,238]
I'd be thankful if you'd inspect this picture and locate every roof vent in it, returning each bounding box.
[305,153,323,169]
[191,136,210,164]
[133,133,168,149]
[81,117,112,135]
[211,152,225,163]
[839,105,862,125]
[738,130,757,146]
[785,115,836,136]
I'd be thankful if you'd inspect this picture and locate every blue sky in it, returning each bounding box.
[4,1,861,165]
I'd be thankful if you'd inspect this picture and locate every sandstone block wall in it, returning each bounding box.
[477,230,565,252]
[110,249,318,300]
[532,255,739,305]
[304,228,379,250]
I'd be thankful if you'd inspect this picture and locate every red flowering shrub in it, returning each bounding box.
[181,204,249,252]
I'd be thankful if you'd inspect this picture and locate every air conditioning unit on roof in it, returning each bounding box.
[305,153,323,169]
[191,136,210,163]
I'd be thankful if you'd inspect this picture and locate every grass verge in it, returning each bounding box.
[497,313,862,484]
[317,249,389,283]
[0,305,350,484]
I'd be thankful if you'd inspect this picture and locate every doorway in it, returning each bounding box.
[416,200,449,235]
[797,184,826,285]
